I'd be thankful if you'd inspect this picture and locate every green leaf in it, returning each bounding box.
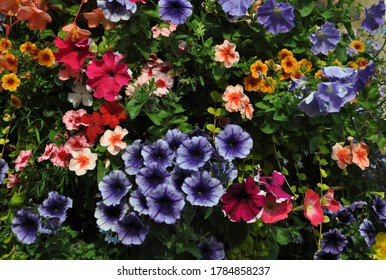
[297,173,307,180]
[260,121,278,134]
[185,244,202,258]
[309,136,318,153]
[296,0,314,17]
[273,111,288,121]
[126,99,143,120]
[212,66,224,82]
[210,91,223,102]
[9,193,25,207]
[97,162,107,182]
[317,183,330,191]
[275,228,291,246]
[320,168,328,178]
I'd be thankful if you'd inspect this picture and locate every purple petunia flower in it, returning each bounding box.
[164,128,189,155]
[256,0,295,34]
[158,0,193,25]
[181,171,224,207]
[98,170,132,206]
[141,139,174,169]
[176,136,214,171]
[314,250,341,260]
[94,201,128,231]
[122,140,144,175]
[147,184,185,224]
[206,155,238,185]
[359,218,376,247]
[372,196,386,222]
[298,91,329,117]
[11,209,41,244]
[198,236,226,260]
[310,22,341,55]
[97,0,137,22]
[129,189,149,216]
[320,228,348,255]
[322,66,357,84]
[38,191,73,222]
[355,60,375,92]
[171,166,198,190]
[316,81,357,113]
[113,212,149,245]
[135,163,172,195]
[217,0,254,17]
[215,124,253,161]
[334,208,355,226]
[361,0,386,33]
[0,158,9,184]
[39,217,63,235]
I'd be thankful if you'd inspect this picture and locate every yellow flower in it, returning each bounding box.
[250,60,268,78]
[297,58,312,72]
[372,232,386,260]
[38,48,55,67]
[4,53,18,72]
[0,38,12,53]
[277,48,293,60]
[20,41,38,55]
[259,76,276,94]
[243,74,261,92]
[1,73,21,92]
[281,55,298,74]
[349,40,365,53]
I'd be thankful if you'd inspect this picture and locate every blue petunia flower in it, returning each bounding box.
[0,158,9,184]
[355,60,375,92]
[38,191,73,223]
[316,81,357,113]
[176,136,214,171]
[97,0,137,22]
[147,184,185,224]
[256,0,295,34]
[359,218,376,247]
[129,189,149,216]
[217,0,254,17]
[310,22,341,55]
[11,209,41,244]
[158,0,193,25]
[113,212,149,245]
[0,14,3,33]
[164,128,189,156]
[141,139,174,169]
[39,217,63,235]
[181,171,224,207]
[94,201,128,231]
[171,166,198,190]
[214,124,253,161]
[135,163,172,195]
[298,91,329,117]
[322,66,357,84]
[198,236,226,260]
[320,228,348,255]
[121,140,144,175]
[361,0,386,33]
[98,170,132,206]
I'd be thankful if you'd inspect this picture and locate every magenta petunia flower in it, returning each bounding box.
[53,37,94,70]
[85,50,132,101]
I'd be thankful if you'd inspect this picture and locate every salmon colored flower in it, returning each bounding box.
[351,142,370,170]
[222,84,246,112]
[10,95,22,108]
[214,40,240,68]
[62,23,92,41]
[349,40,365,53]
[38,48,55,67]
[250,60,268,78]
[15,149,32,172]
[277,48,293,60]
[240,95,254,120]
[243,74,261,92]
[0,0,20,15]
[69,148,97,176]
[304,189,324,227]
[16,5,52,30]
[83,8,115,30]
[1,73,21,92]
[331,143,352,169]
[99,125,128,155]
[261,193,293,224]
[281,55,298,73]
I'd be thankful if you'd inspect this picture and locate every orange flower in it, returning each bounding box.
[20,41,38,55]
[356,57,368,69]
[222,84,246,112]
[214,40,240,68]
[259,77,276,94]
[38,48,55,67]
[265,59,281,72]
[16,5,52,30]
[349,40,365,53]
[351,142,370,170]
[0,38,12,53]
[279,69,290,80]
[83,9,115,30]
[250,60,268,78]
[240,96,254,120]
[348,61,359,69]
[281,55,298,74]
[243,74,261,92]
[4,53,18,72]
[0,0,20,15]
[314,69,323,79]
[331,143,352,169]
[297,58,312,72]
[30,47,40,60]
[332,59,342,66]
[290,70,303,79]
[10,94,22,108]
[62,23,92,41]
[277,48,293,60]
[1,73,21,92]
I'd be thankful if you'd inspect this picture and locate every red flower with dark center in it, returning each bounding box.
[79,111,105,142]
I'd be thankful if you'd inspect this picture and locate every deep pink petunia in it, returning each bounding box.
[261,193,292,224]
[85,50,132,101]
[304,189,324,226]
[221,176,265,223]
[259,171,293,202]
[53,37,93,70]
[321,188,341,212]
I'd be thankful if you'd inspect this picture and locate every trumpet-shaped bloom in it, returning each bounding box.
[83,8,115,30]
[98,170,132,206]
[1,73,21,92]
[217,0,254,17]
[135,163,172,195]
[141,139,174,168]
[54,37,93,71]
[68,81,93,108]
[15,149,32,172]
[113,212,149,245]
[256,0,295,34]
[215,124,253,161]
[164,128,189,155]
[121,140,144,175]
[304,189,324,226]
[259,171,293,202]
[16,6,52,30]
[351,142,370,170]
[331,143,352,169]
[298,91,329,117]
[97,0,137,22]
[310,22,340,55]
[175,136,214,171]
[372,196,386,222]
[99,125,128,155]
[38,191,73,222]
[320,228,348,255]
[214,40,240,68]
[261,193,292,223]
[129,189,149,215]
[11,209,41,244]
[95,201,129,231]
[361,0,386,33]
[69,148,97,176]
[321,188,341,212]
[250,60,268,78]
[99,102,128,128]
[79,111,105,143]
[85,50,132,101]
[359,219,376,246]
[158,0,193,25]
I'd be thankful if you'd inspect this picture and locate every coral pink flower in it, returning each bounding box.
[38,143,56,162]
[99,125,128,155]
[0,0,20,15]
[61,23,92,41]
[83,8,115,30]
[222,84,246,112]
[214,40,240,68]
[15,150,32,172]
[69,148,97,176]
[321,188,341,212]
[351,142,370,170]
[64,134,91,150]
[240,96,254,120]
[16,5,52,30]
[62,109,88,131]
[58,65,82,81]
[261,193,293,223]
[331,143,352,169]
[54,37,93,71]
[304,189,324,226]
[85,50,132,101]
[259,171,293,202]
[50,145,71,168]
[7,173,19,189]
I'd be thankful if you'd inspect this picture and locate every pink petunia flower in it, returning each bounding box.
[331,143,352,169]
[54,37,93,71]
[214,40,240,68]
[321,188,341,212]
[99,125,128,155]
[85,50,132,101]
[351,142,370,170]
[15,150,33,172]
[50,145,71,168]
[240,96,254,120]
[304,189,324,227]
[38,143,57,162]
[62,109,88,131]
[222,84,246,112]
[64,133,91,150]
[69,148,97,176]
[259,170,293,202]
[6,174,19,189]
[261,193,293,223]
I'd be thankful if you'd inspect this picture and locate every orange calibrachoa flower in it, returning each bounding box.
[331,143,352,169]
[356,57,368,69]
[259,77,276,93]
[250,60,268,78]
[10,94,22,108]
[222,84,245,112]
[243,74,261,92]
[349,40,365,53]
[83,8,115,30]
[332,59,342,66]
[277,48,293,60]
[290,70,303,79]
[351,142,370,170]
[1,73,21,92]
[0,38,12,53]
[38,48,55,67]
[214,40,240,68]
[4,53,18,72]
[265,59,281,72]
[315,69,323,79]
[297,58,312,72]
[281,55,298,74]
[20,41,38,55]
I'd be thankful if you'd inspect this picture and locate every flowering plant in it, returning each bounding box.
[0,0,385,260]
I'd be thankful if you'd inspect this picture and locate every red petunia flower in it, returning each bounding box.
[304,189,324,227]
[259,171,293,202]
[54,37,93,71]
[261,193,293,224]
[221,176,265,223]
[79,111,105,143]
[321,188,341,212]
[100,102,127,128]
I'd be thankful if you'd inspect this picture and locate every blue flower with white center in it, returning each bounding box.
[129,189,149,216]
[158,0,193,25]
[95,201,128,231]
[135,163,172,195]
[11,209,41,244]
[310,22,340,56]
[198,236,226,260]
[176,136,214,171]
[38,191,73,222]
[98,170,132,206]
[97,0,137,22]
[256,0,295,35]
[122,140,144,175]
[164,128,189,155]
[113,212,149,245]
[141,139,174,169]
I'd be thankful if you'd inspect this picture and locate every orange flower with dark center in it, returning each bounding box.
[38,48,55,67]
[277,48,293,60]
[243,74,261,92]
[297,58,312,72]
[250,60,268,78]
[290,70,303,79]
[259,77,276,94]
[20,41,38,55]
[10,95,22,108]
[281,56,298,73]
[356,57,368,69]
[30,47,40,60]
[4,53,18,72]
[349,40,365,53]
[0,38,12,53]
[1,73,21,92]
